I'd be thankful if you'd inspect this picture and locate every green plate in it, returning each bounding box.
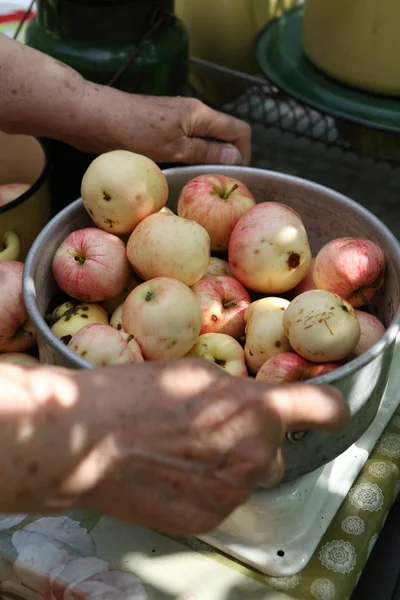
[255,6,400,134]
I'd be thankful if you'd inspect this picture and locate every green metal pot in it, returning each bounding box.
[25,0,188,95]
[25,0,189,212]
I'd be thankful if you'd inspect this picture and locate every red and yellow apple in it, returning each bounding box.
[122,277,202,360]
[68,323,144,365]
[191,275,251,339]
[127,212,210,287]
[244,297,291,374]
[283,290,360,362]
[0,261,36,352]
[313,237,385,307]
[187,333,248,377]
[81,150,168,234]
[52,227,131,303]
[256,352,339,383]
[177,174,256,251]
[229,202,312,293]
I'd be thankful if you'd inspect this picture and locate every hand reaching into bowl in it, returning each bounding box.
[0,34,251,166]
[0,359,348,535]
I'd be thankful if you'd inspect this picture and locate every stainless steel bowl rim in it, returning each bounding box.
[23,166,400,381]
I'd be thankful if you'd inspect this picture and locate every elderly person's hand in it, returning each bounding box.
[0,34,251,166]
[0,359,348,536]
[75,92,252,166]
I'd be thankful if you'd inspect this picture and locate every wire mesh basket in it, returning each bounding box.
[189,57,400,166]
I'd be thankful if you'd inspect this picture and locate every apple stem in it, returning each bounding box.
[222,184,239,200]
[223,300,238,309]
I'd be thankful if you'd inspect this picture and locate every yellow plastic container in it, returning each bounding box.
[175,0,299,74]
[303,0,400,97]
[0,132,51,261]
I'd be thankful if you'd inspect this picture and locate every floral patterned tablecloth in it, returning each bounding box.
[0,403,399,600]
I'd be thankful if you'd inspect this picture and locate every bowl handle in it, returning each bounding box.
[0,231,20,261]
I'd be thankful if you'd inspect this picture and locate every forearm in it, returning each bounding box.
[0,34,252,164]
[0,363,118,513]
[0,34,99,148]
[0,34,147,154]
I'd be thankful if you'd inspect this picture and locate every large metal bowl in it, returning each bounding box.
[23,166,400,482]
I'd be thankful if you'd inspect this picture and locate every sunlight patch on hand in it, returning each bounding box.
[159,363,216,398]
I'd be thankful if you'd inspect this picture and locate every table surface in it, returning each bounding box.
[2,4,400,599]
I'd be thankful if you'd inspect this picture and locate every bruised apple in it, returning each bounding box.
[283,290,360,362]
[244,297,291,374]
[187,333,248,377]
[81,150,168,234]
[50,301,108,343]
[229,202,312,293]
[68,323,144,366]
[191,275,251,339]
[122,277,202,360]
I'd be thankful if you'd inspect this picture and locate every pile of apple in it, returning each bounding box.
[46,150,387,383]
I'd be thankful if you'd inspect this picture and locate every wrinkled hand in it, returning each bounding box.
[75,359,349,536]
[76,86,252,166]
[0,35,250,166]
